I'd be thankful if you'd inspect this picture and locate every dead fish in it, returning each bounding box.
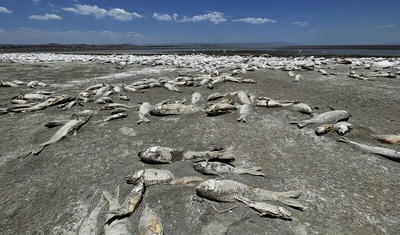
[193,161,266,177]
[255,98,296,108]
[293,103,313,115]
[119,95,130,101]
[291,110,350,128]
[137,102,153,124]
[235,196,292,220]
[100,103,137,110]
[164,83,181,92]
[207,92,227,101]
[236,91,252,104]
[85,83,106,91]
[95,113,127,123]
[32,115,92,155]
[103,186,131,235]
[138,146,235,164]
[95,97,113,104]
[10,99,28,104]
[11,96,75,112]
[107,181,145,217]
[13,93,49,101]
[338,137,400,162]
[35,90,54,95]
[237,104,253,122]
[0,80,18,87]
[333,122,353,135]
[205,99,237,116]
[122,84,138,92]
[138,204,163,235]
[150,103,201,116]
[59,100,77,111]
[107,107,125,115]
[78,195,107,235]
[191,92,203,105]
[315,124,333,135]
[94,85,111,98]
[370,134,400,144]
[125,169,175,186]
[78,109,98,116]
[27,81,38,88]
[79,91,91,98]
[196,179,303,209]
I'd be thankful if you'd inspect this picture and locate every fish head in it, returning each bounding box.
[125,169,145,184]
[195,179,216,196]
[138,146,169,164]
[192,161,208,173]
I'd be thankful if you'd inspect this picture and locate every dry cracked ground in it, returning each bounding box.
[0,55,400,235]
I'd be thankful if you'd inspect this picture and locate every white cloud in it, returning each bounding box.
[0,6,12,13]
[309,27,321,32]
[233,17,277,24]
[375,24,396,28]
[32,0,42,4]
[153,13,173,21]
[62,4,143,21]
[179,11,227,24]
[172,13,179,21]
[293,21,309,27]
[28,14,63,20]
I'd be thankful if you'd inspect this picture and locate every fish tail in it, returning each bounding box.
[239,167,267,177]
[237,115,247,122]
[337,136,350,143]
[137,116,151,124]
[275,190,304,210]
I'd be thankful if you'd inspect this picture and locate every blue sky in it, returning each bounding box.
[0,0,399,45]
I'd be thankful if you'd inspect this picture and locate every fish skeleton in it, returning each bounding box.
[138,146,235,164]
[78,195,107,235]
[291,110,350,128]
[237,104,253,122]
[138,204,163,235]
[137,102,153,124]
[193,161,266,177]
[196,179,303,209]
[32,115,91,155]
[338,137,400,162]
[235,196,292,220]
[107,181,145,217]
[103,185,131,235]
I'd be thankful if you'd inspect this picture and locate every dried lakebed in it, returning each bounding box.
[0,53,400,234]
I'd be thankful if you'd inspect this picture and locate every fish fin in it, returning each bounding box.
[240,167,267,177]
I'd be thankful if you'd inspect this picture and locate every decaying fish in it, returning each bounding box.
[100,103,137,110]
[338,137,400,162]
[333,122,353,135]
[103,186,131,235]
[164,83,181,92]
[137,102,153,124]
[291,110,350,128]
[370,134,400,144]
[32,115,92,155]
[125,169,174,186]
[95,113,127,123]
[193,161,266,177]
[236,91,252,104]
[255,97,297,108]
[110,108,127,115]
[85,83,106,91]
[191,92,203,105]
[150,102,201,116]
[237,104,253,122]
[107,181,145,217]
[196,179,303,209]
[138,204,163,235]
[78,109,98,116]
[207,92,227,101]
[205,99,237,116]
[138,146,235,164]
[315,124,333,135]
[8,96,74,112]
[235,196,292,220]
[293,103,313,115]
[13,93,49,101]
[78,195,107,235]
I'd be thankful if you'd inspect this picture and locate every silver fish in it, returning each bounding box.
[9,96,74,112]
[137,102,153,124]
[293,103,313,115]
[338,137,400,162]
[103,186,131,235]
[107,181,145,217]
[138,146,235,164]
[235,196,292,220]
[191,92,203,105]
[370,134,400,144]
[196,179,303,209]
[193,161,266,177]
[125,169,175,186]
[85,83,106,91]
[150,103,201,116]
[237,104,253,122]
[32,115,91,155]
[138,204,163,235]
[78,195,107,235]
[291,110,350,128]
[13,93,49,101]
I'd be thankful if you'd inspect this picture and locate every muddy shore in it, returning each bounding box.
[0,53,399,234]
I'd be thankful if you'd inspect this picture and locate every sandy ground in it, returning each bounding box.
[0,54,400,235]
